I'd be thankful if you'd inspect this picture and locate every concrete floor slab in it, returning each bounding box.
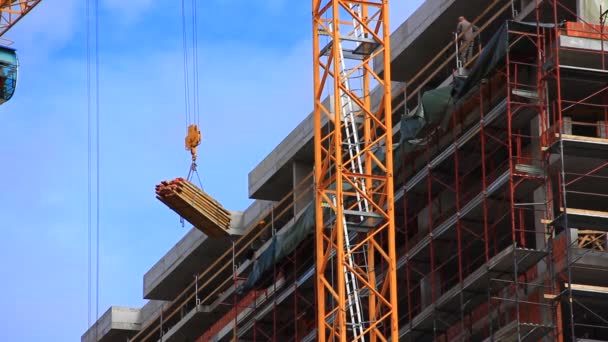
[140,300,169,327]
[143,228,231,300]
[81,306,141,342]
[144,201,272,300]
[159,305,219,342]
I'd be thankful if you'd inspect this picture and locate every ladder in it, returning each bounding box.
[324,4,375,339]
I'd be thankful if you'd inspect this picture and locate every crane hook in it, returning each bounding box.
[185,124,201,164]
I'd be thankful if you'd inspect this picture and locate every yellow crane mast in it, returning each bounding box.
[313,1,398,341]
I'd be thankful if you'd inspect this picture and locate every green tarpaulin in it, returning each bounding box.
[400,21,557,147]
[238,202,318,293]
[399,86,454,146]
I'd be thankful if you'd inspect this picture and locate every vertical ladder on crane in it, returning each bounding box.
[314,1,398,340]
[323,4,373,339]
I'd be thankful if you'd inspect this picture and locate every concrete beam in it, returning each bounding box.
[81,306,141,342]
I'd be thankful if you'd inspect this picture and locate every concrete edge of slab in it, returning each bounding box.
[81,306,141,342]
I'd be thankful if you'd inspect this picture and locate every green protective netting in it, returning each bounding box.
[238,202,318,293]
[240,21,559,293]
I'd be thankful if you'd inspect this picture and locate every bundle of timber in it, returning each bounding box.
[156,178,231,238]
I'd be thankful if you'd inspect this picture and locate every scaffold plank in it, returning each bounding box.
[481,321,553,342]
[566,283,608,298]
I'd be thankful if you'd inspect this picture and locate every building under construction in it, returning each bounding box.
[83,0,608,341]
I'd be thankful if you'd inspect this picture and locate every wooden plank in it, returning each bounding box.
[555,133,608,144]
[566,283,608,294]
[559,208,608,218]
[156,178,232,238]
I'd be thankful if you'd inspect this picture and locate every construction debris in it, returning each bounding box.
[156,178,231,238]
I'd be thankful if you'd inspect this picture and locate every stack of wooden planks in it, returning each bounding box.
[156,178,231,238]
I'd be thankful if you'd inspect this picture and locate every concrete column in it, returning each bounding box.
[417,189,456,235]
[293,161,313,216]
[420,273,442,308]
[578,0,608,24]
[529,115,548,251]
[570,228,579,247]
[597,121,607,138]
[563,116,573,135]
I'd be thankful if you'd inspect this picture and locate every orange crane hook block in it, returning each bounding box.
[185,124,201,162]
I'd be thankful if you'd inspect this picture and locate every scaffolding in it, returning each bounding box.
[395,0,608,341]
[542,0,608,339]
[123,1,608,341]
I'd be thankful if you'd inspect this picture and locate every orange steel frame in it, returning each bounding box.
[313,1,398,341]
[0,0,41,38]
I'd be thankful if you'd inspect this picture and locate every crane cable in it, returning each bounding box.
[86,0,101,336]
[182,0,202,185]
[86,0,91,329]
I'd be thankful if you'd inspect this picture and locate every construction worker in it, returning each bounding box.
[456,16,479,67]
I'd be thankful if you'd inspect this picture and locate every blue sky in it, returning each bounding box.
[0,1,423,340]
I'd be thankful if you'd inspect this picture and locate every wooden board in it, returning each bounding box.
[156,178,231,238]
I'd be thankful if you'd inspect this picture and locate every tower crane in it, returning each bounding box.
[313,1,399,341]
[0,0,41,105]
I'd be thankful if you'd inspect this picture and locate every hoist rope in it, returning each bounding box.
[86,0,92,329]
[86,0,101,336]
[181,0,200,127]
[191,0,200,127]
[181,0,191,127]
[94,0,101,332]
[181,0,202,186]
